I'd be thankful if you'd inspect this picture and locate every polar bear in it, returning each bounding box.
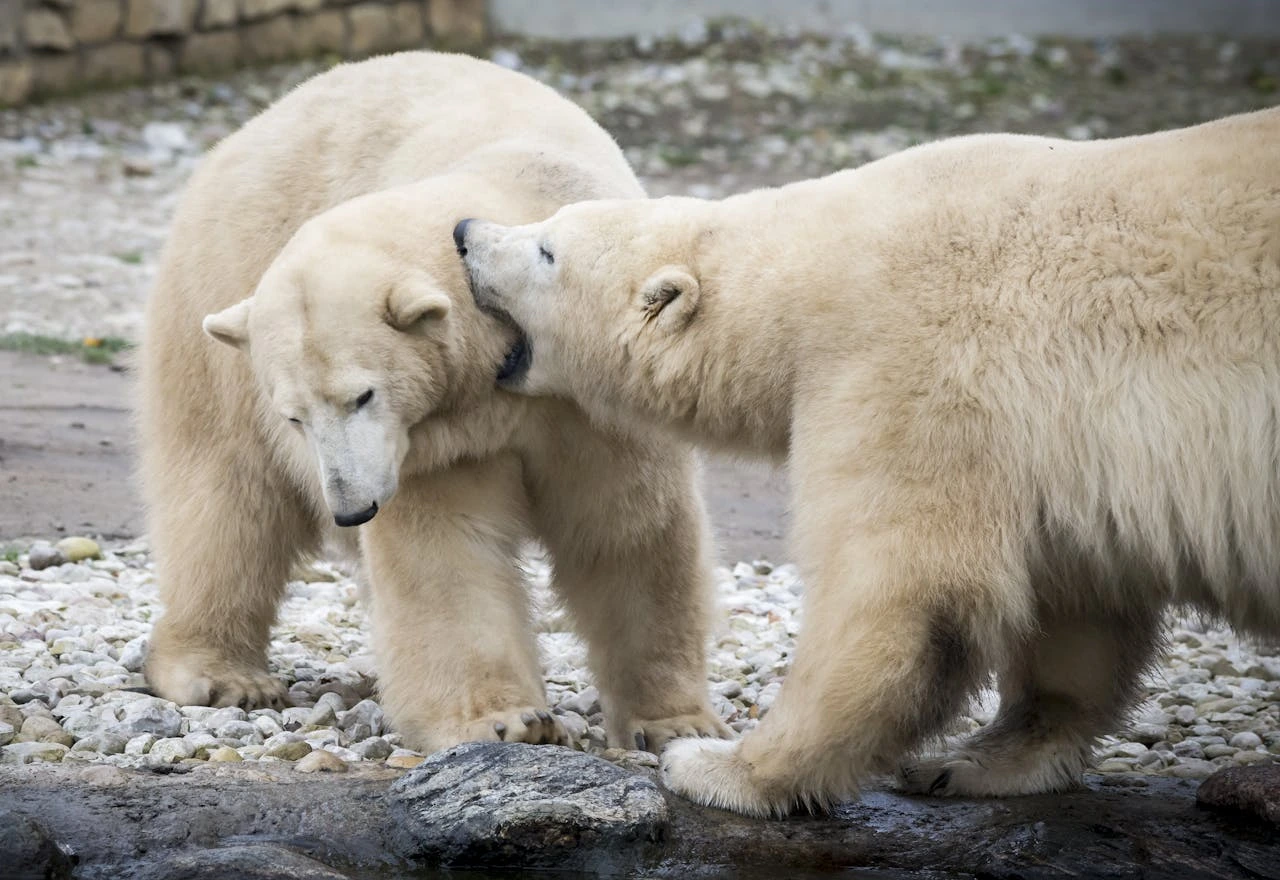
[455,107,1280,814]
[138,52,728,753]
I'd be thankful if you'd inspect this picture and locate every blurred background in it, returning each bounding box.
[2,0,1278,559]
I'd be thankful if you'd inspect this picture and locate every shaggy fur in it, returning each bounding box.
[138,52,728,753]
[457,107,1280,814]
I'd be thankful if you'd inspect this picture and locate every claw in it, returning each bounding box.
[635,731,648,752]
[536,709,551,724]
[494,721,507,740]
[926,768,952,796]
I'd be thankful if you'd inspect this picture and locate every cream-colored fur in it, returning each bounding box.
[457,107,1280,813]
[138,52,728,753]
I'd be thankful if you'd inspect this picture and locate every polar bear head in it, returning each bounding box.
[203,193,503,528]
[455,198,708,414]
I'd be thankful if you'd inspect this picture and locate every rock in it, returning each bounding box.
[350,737,393,761]
[0,722,13,747]
[304,702,336,727]
[71,0,123,43]
[117,636,148,673]
[18,716,74,747]
[149,737,195,763]
[125,0,197,38]
[55,537,100,562]
[1,741,68,763]
[1165,759,1219,779]
[0,811,76,879]
[1173,705,1198,725]
[1126,724,1166,746]
[146,843,354,880]
[208,746,243,762]
[296,749,347,773]
[338,700,384,737]
[114,698,183,738]
[199,0,238,29]
[388,742,666,868]
[23,8,74,52]
[1198,764,1280,826]
[265,740,312,761]
[71,732,128,756]
[556,686,601,717]
[385,750,423,770]
[1204,744,1238,759]
[28,543,66,571]
[125,733,157,755]
[1230,731,1263,750]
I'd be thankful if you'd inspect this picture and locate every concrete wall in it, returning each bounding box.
[0,0,485,105]
[489,0,1280,40]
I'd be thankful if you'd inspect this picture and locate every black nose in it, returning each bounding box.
[453,219,473,255]
[334,502,378,528]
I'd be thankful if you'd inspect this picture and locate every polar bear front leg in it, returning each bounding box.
[362,457,564,754]
[520,407,729,752]
[660,475,1017,816]
[144,444,317,710]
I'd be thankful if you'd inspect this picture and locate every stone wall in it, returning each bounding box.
[0,0,486,105]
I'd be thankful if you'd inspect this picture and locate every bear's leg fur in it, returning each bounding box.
[660,459,1019,816]
[144,438,318,709]
[519,405,729,752]
[361,454,568,752]
[897,609,1162,796]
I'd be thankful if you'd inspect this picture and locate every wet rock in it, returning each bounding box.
[139,843,353,880]
[1198,763,1280,826]
[389,742,666,869]
[0,810,75,880]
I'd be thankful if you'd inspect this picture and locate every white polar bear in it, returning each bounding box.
[138,52,729,754]
[456,107,1280,814]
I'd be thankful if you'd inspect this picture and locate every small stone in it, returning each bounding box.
[215,720,259,743]
[1233,750,1273,766]
[23,8,74,51]
[116,637,148,673]
[0,722,13,746]
[1,741,68,763]
[385,749,423,769]
[1210,657,1242,678]
[208,746,242,762]
[114,698,182,738]
[264,740,312,761]
[338,700,384,736]
[556,686,601,718]
[304,702,336,727]
[55,537,101,562]
[71,732,128,755]
[1125,725,1165,746]
[28,543,66,571]
[296,748,347,773]
[712,680,743,700]
[1173,705,1198,725]
[350,737,393,761]
[1230,731,1264,750]
[19,716,74,747]
[1096,759,1136,773]
[125,733,157,755]
[149,737,195,763]
[1166,759,1220,779]
[1205,744,1239,759]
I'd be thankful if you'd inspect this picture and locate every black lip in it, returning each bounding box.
[495,325,531,384]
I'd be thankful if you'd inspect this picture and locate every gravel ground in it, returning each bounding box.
[1,538,1278,779]
[1,23,1278,778]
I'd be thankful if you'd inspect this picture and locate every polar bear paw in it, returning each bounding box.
[453,707,571,748]
[896,752,1084,798]
[660,737,786,817]
[628,710,733,753]
[146,654,289,710]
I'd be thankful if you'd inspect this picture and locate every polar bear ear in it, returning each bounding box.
[387,283,451,331]
[638,266,700,332]
[202,298,252,350]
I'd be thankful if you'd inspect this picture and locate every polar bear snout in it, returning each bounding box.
[333,502,378,528]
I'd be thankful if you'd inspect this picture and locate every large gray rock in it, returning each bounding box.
[387,742,666,870]
[1198,764,1280,826]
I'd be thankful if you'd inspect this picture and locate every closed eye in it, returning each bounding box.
[539,245,554,265]
[355,389,374,409]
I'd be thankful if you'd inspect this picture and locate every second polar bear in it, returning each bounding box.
[457,107,1280,814]
[139,52,728,753]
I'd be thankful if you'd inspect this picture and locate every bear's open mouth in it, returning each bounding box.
[496,329,531,383]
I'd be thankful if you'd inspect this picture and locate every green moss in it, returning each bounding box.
[0,333,132,365]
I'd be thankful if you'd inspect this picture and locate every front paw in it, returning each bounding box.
[422,706,571,753]
[628,709,733,753]
[660,736,783,817]
[146,651,289,710]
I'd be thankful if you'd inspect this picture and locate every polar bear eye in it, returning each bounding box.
[355,389,374,409]
[539,245,554,265]
[286,416,302,427]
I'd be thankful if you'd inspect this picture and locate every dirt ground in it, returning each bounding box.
[0,349,790,561]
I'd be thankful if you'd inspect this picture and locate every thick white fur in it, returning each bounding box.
[458,107,1280,813]
[137,52,729,753]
